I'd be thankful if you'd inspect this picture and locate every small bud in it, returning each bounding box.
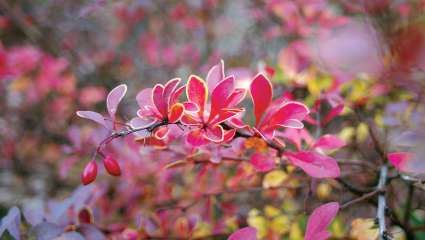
[103,156,121,176]
[81,160,97,185]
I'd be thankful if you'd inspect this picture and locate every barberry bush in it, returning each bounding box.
[1,1,425,240]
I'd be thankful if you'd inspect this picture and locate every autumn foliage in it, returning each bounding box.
[1,1,425,240]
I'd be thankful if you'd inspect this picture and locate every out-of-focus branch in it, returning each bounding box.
[403,184,415,226]
[0,0,42,43]
[154,184,301,213]
[341,188,380,209]
[377,165,388,240]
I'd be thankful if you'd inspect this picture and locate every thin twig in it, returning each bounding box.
[341,188,380,209]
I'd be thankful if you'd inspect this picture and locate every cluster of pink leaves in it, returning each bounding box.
[78,61,342,183]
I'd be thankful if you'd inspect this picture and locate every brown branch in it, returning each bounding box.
[341,189,380,209]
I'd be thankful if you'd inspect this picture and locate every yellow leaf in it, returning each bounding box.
[390,226,406,240]
[289,223,303,240]
[281,199,299,213]
[307,75,332,96]
[316,182,332,200]
[264,205,281,218]
[262,170,288,188]
[247,215,268,239]
[330,217,345,238]
[338,127,355,143]
[270,215,290,234]
[192,221,212,238]
[356,123,369,143]
[350,218,379,240]
[225,216,238,230]
[374,113,384,129]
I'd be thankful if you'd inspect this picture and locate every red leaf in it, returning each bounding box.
[186,75,208,114]
[204,125,224,142]
[162,78,181,108]
[152,84,166,116]
[168,103,184,123]
[323,104,344,125]
[250,74,272,127]
[209,76,235,120]
[154,126,169,140]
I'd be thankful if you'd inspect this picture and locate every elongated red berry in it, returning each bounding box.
[103,156,121,176]
[81,160,97,185]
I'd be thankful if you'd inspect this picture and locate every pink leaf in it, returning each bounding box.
[136,88,154,108]
[269,101,309,128]
[225,88,247,108]
[180,114,201,126]
[76,111,108,128]
[313,135,346,151]
[305,202,339,240]
[106,84,127,119]
[250,153,275,172]
[209,76,235,120]
[183,102,200,112]
[186,129,209,147]
[163,78,181,108]
[210,110,241,126]
[276,119,304,129]
[154,126,169,140]
[152,84,166,116]
[223,129,236,143]
[168,103,184,123]
[186,75,208,114]
[206,60,225,92]
[388,152,411,171]
[323,104,344,125]
[170,85,185,106]
[286,151,340,178]
[250,74,272,127]
[228,226,257,240]
[204,125,224,142]
[129,117,156,129]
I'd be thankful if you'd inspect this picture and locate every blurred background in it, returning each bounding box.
[1,0,425,239]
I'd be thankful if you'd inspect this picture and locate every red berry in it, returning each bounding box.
[81,160,97,185]
[103,156,121,176]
